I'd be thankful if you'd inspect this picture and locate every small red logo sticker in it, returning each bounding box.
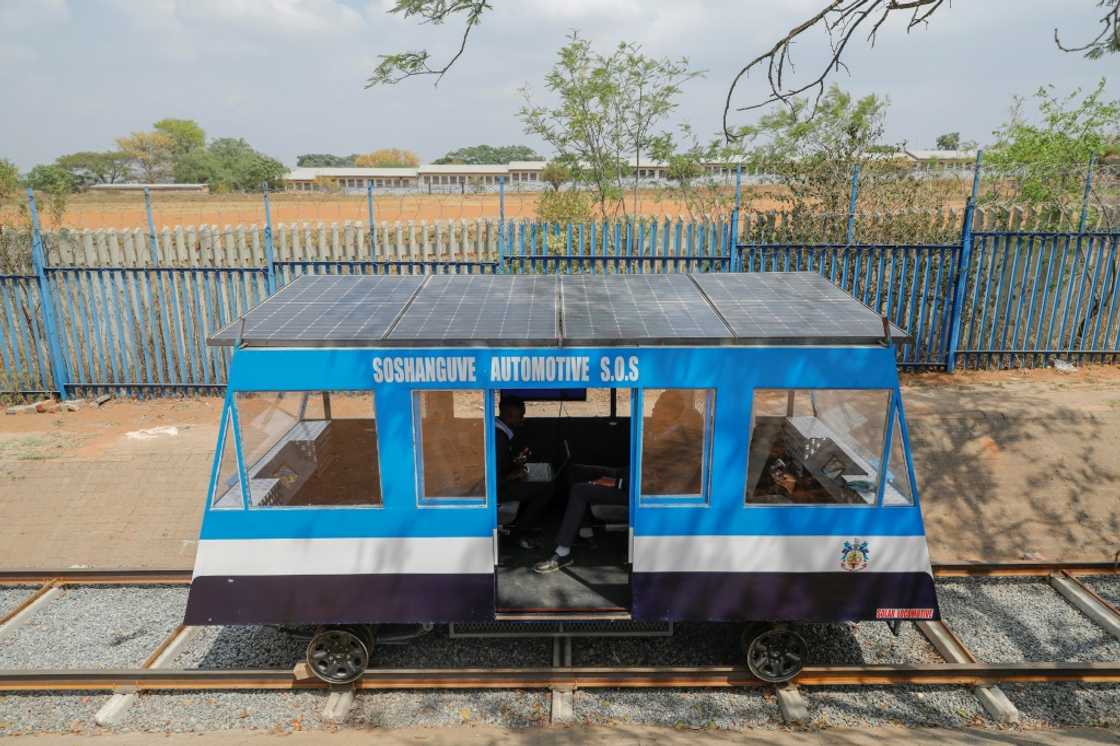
[876,608,935,620]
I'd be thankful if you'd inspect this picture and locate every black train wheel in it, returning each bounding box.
[745,626,806,684]
[306,626,371,684]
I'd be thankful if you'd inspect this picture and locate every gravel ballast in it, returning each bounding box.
[806,686,985,728]
[0,586,187,669]
[1002,683,1120,728]
[936,578,1120,662]
[122,691,328,733]
[1081,575,1120,609]
[575,688,780,729]
[0,587,36,619]
[351,691,549,728]
[0,693,109,736]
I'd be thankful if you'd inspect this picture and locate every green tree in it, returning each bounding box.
[55,151,131,188]
[116,131,175,182]
[539,162,570,191]
[297,153,359,167]
[355,149,420,167]
[174,138,287,192]
[433,144,542,165]
[935,132,961,150]
[519,33,700,219]
[986,79,1120,217]
[739,85,889,216]
[153,119,206,158]
[536,189,592,224]
[23,164,74,226]
[0,158,19,206]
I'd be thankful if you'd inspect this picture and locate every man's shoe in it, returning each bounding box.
[533,554,574,574]
[517,536,540,550]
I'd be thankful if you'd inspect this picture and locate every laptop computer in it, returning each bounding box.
[525,440,571,483]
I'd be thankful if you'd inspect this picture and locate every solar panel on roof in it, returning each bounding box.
[388,275,558,345]
[561,274,731,345]
[208,275,424,346]
[692,272,910,344]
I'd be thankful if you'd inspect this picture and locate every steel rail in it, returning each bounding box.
[2,662,1119,693]
[0,561,1117,586]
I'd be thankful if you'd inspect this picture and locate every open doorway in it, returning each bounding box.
[494,388,632,616]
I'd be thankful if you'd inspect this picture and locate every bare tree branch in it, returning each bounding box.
[365,1,491,88]
[1054,0,1120,59]
[722,0,944,141]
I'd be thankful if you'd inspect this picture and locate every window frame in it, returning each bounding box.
[743,386,897,509]
[213,389,384,512]
[636,387,716,508]
[411,389,489,509]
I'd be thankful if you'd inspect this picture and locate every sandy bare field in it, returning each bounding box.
[1,187,792,232]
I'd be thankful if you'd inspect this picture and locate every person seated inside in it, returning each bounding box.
[532,462,625,574]
[495,394,554,550]
[533,390,701,574]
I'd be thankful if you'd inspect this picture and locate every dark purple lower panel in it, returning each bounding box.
[184,573,494,625]
[631,572,939,622]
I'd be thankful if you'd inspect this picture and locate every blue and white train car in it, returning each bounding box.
[185,271,938,684]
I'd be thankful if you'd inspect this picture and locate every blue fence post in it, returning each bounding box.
[26,189,70,400]
[731,163,743,272]
[498,176,506,273]
[1078,153,1095,234]
[143,187,160,265]
[261,184,277,295]
[845,164,861,244]
[969,148,984,202]
[945,197,977,373]
[366,179,376,257]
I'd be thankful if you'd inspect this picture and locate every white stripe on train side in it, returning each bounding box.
[192,537,493,578]
[633,535,932,574]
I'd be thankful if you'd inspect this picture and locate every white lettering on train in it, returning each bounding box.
[373,356,477,384]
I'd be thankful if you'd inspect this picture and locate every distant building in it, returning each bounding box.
[283,167,418,192]
[88,183,209,193]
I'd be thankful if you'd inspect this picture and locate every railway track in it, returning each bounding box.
[1,559,1118,728]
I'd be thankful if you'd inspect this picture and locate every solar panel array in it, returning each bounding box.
[562,274,731,345]
[210,272,908,347]
[693,273,910,344]
[388,275,558,345]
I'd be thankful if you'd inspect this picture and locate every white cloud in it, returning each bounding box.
[0,0,70,31]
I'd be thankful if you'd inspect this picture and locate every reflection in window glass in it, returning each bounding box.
[235,391,381,508]
[746,389,889,505]
[884,409,914,505]
[641,388,713,497]
[415,390,486,500]
[211,407,242,509]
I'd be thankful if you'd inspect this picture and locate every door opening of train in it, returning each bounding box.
[490,386,713,618]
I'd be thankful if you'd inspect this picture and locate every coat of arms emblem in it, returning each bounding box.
[841,539,869,571]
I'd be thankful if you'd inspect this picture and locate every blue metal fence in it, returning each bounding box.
[3,188,1119,399]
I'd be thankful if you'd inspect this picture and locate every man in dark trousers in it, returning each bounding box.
[532,464,625,573]
[495,394,554,550]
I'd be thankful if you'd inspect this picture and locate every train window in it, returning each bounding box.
[883,409,915,505]
[210,406,242,509]
[413,390,487,503]
[746,389,890,506]
[640,388,714,502]
[234,391,382,509]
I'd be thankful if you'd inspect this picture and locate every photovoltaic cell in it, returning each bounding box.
[388,275,558,345]
[561,274,731,345]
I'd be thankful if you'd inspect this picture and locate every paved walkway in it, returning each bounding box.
[1,366,1119,569]
[8,726,1120,745]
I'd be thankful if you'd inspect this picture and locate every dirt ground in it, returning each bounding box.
[0,187,790,232]
[1,367,1118,569]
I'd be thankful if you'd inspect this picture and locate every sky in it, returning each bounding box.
[1,0,1116,171]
